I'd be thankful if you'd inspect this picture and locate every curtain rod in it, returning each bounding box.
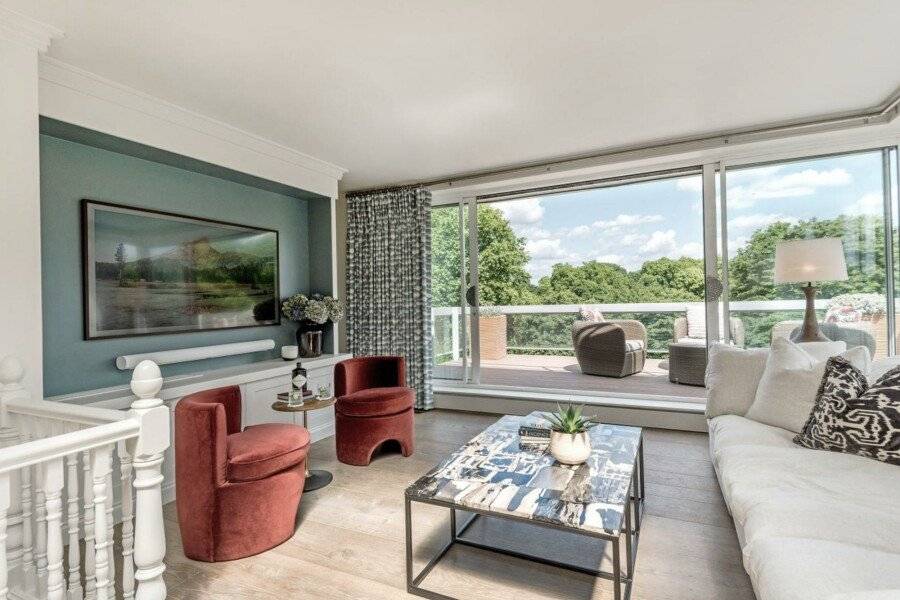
[343,86,900,196]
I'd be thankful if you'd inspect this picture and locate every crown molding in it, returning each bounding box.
[0,6,62,52]
[38,57,347,196]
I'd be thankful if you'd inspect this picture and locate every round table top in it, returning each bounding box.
[272,394,336,412]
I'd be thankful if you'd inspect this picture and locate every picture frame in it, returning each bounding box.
[81,199,280,339]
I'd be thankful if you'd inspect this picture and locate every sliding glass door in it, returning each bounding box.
[717,148,898,357]
[432,146,900,398]
[431,201,478,380]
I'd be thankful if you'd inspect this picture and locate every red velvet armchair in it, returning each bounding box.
[175,386,310,562]
[334,356,415,466]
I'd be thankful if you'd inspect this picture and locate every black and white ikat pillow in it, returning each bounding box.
[794,356,900,465]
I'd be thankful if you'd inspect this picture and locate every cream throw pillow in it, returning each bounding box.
[685,304,706,339]
[746,338,871,433]
[705,344,770,418]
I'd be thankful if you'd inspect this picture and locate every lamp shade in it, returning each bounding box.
[774,238,848,284]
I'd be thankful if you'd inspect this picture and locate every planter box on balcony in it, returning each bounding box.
[479,314,508,360]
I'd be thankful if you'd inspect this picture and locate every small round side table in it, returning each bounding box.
[273,394,336,491]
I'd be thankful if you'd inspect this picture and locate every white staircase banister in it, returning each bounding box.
[0,420,140,474]
[4,398,132,427]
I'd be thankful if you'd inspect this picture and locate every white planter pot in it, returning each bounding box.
[549,431,591,465]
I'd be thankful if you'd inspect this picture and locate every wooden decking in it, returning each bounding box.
[441,354,708,401]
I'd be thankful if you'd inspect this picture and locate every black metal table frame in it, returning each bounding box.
[405,438,644,600]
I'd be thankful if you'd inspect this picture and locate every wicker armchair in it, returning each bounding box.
[673,316,745,348]
[572,319,647,378]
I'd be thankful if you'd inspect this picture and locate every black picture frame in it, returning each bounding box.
[81,199,280,340]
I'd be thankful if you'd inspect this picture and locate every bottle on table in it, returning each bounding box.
[290,361,309,405]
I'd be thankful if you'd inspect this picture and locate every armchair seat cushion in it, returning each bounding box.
[624,340,645,352]
[337,386,415,418]
[227,423,310,483]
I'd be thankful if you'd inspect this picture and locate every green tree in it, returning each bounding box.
[431,206,534,307]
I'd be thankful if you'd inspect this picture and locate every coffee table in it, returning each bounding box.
[405,412,644,600]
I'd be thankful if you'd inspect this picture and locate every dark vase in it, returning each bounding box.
[296,320,327,358]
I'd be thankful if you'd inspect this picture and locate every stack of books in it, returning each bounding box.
[518,422,551,447]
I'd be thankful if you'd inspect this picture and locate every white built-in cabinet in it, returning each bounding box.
[50,353,352,505]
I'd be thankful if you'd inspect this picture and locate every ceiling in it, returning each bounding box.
[7,1,900,190]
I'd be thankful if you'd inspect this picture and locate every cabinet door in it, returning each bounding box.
[303,366,336,435]
[243,375,293,427]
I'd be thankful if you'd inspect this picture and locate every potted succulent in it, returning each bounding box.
[282,294,344,357]
[545,404,600,465]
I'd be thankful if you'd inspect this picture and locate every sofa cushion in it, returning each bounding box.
[226,423,310,483]
[746,338,869,433]
[713,442,900,528]
[705,345,770,418]
[744,537,900,600]
[624,339,644,352]
[337,386,414,417]
[795,358,900,465]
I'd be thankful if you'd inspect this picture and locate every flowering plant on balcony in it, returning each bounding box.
[824,293,886,323]
[281,294,344,325]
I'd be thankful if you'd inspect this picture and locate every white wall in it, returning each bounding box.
[0,11,61,399]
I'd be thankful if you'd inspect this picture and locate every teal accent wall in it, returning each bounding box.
[40,133,325,397]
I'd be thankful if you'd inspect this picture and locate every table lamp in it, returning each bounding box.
[774,238,848,342]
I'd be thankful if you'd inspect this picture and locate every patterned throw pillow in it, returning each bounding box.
[794,356,900,465]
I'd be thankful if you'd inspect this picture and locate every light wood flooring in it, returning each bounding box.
[161,410,753,599]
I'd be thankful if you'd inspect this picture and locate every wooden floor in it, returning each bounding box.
[442,355,708,401]
[161,411,753,600]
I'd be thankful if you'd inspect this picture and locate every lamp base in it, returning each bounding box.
[789,284,831,343]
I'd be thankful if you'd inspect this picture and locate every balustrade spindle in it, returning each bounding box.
[105,470,115,598]
[34,466,47,598]
[65,452,83,600]
[0,472,10,600]
[119,442,136,600]
[129,361,169,600]
[91,446,113,600]
[19,451,34,589]
[82,450,96,600]
[43,458,65,600]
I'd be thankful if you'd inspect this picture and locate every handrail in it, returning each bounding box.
[431,299,831,317]
[5,397,130,426]
[0,419,140,474]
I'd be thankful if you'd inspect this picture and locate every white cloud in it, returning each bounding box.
[620,232,646,246]
[641,229,677,254]
[728,168,852,208]
[679,241,704,258]
[592,213,664,230]
[569,224,592,237]
[846,191,883,216]
[497,198,544,225]
[728,213,798,230]
[595,254,624,264]
[525,238,567,260]
[675,177,702,193]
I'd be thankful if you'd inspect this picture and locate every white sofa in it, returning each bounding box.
[708,357,900,600]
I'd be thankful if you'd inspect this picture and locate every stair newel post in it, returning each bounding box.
[128,361,169,600]
[0,357,27,590]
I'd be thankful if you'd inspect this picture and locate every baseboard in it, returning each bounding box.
[434,388,708,432]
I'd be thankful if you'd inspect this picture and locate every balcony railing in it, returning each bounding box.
[432,299,842,363]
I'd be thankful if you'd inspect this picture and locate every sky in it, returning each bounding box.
[494,150,887,282]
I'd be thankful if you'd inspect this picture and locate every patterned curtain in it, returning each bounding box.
[346,186,433,410]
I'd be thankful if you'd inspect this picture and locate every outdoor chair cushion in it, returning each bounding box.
[624,340,644,352]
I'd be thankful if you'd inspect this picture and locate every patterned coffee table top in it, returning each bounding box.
[406,412,642,535]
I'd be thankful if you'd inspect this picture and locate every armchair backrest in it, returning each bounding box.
[335,356,406,397]
[174,385,242,490]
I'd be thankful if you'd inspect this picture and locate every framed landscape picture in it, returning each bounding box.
[82,200,279,339]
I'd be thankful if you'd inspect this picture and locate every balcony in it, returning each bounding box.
[432,299,893,402]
